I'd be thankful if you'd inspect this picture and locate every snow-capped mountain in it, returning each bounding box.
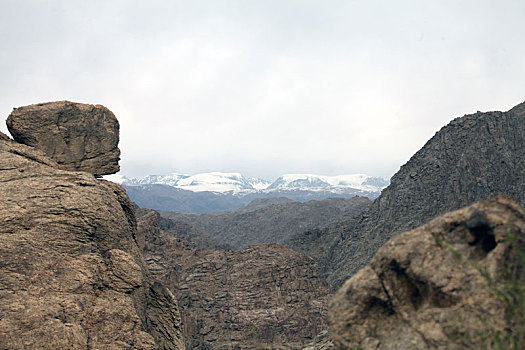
[267,174,388,192]
[106,172,387,194]
[104,172,389,213]
[106,172,272,194]
[176,172,254,193]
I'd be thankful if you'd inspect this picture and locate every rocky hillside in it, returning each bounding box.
[161,196,372,249]
[124,182,379,214]
[290,101,525,290]
[136,210,331,349]
[135,206,231,250]
[0,102,184,349]
[330,196,525,349]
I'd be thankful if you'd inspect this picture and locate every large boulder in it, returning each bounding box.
[6,101,120,175]
[0,118,184,348]
[329,196,525,349]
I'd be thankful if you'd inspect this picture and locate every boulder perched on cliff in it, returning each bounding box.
[6,101,120,175]
[329,196,525,349]
[136,210,331,349]
[0,115,183,348]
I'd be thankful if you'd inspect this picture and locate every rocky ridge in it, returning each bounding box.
[0,103,184,349]
[330,196,525,349]
[136,210,331,349]
[161,196,372,249]
[291,101,525,290]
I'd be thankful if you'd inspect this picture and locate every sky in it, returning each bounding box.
[0,1,524,181]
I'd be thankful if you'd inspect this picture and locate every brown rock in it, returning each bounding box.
[0,131,184,348]
[329,196,525,349]
[0,131,10,141]
[137,210,331,349]
[6,101,120,175]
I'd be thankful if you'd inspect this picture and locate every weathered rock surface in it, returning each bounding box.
[329,196,525,349]
[136,207,231,250]
[136,210,331,349]
[305,101,525,289]
[0,120,183,348]
[0,130,10,141]
[6,101,120,175]
[161,196,372,249]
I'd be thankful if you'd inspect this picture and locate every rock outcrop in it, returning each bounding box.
[6,101,120,175]
[136,210,331,349]
[0,106,184,349]
[329,196,525,349]
[306,101,525,289]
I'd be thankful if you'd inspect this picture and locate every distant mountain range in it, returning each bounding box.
[105,172,389,213]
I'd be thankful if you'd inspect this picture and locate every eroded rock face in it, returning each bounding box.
[312,101,525,289]
[137,210,331,349]
[0,125,183,348]
[6,101,120,175]
[329,196,525,349]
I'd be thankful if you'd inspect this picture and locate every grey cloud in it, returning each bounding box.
[1,0,524,180]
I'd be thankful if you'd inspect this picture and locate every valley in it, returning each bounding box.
[1,100,523,349]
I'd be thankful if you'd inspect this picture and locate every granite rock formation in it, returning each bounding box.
[6,101,120,175]
[298,101,525,290]
[329,196,525,349]
[136,210,331,349]
[0,108,183,348]
[161,196,372,249]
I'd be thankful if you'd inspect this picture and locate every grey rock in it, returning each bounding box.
[329,196,525,349]
[161,197,372,249]
[6,101,120,175]
[316,101,525,290]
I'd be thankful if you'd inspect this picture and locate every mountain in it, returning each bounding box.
[107,172,271,193]
[110,172,386,194]
[289,101,525,290]
[267,174,388,192]
[105,172,387,213]
[160,196,372,249]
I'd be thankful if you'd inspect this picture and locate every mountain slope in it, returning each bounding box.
[291,101,525,290]
[160,196,372,249]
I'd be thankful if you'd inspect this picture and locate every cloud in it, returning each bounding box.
[1,0,524,180]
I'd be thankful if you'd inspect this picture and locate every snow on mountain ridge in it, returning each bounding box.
[267,174,387,192]
[176,172,254,193]
[106,172,388,194]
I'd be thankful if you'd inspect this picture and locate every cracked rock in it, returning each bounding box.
[6,101,120,175]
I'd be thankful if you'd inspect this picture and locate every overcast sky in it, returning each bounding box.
[1,1,524,180]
